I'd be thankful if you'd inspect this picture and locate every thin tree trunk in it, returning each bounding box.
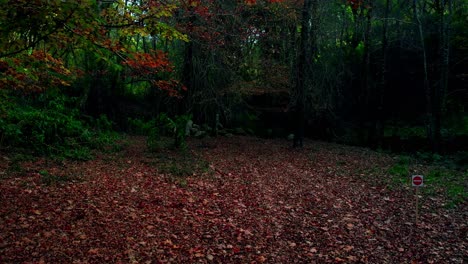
[182,41,194,114]
[433,0,452,153]
[415,0,433,150]
[375,0,390,148]
[293,0,313,148]
[360,1,373,145]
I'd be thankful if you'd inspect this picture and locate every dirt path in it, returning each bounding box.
[0,136,466,263]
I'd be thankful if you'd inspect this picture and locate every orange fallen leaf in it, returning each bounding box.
[343,245,354,252]
[88,248,99,254]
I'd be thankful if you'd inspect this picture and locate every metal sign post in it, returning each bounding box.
[412,175,424,226]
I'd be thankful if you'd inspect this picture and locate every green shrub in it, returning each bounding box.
[388,155,410,175]
[127,114,191,151]
[173,114,191,149]
[425,168,467,208]
[416,152,443,163]
[387,155,410,185]
[0,93,120,159]
[95,114,114,132]
[90,130,121,150]
[388,164,408,177]
[1,104,85,153]
[128,118,153,135]
[140,113,192,151]
[63,147,93,161]
[384,125,426,140]
[147,126,161,151]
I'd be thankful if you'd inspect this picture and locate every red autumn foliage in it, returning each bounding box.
[123,50,173,75]
[348,0,364,10]
[0,51,77,93]
[122,51,184,97]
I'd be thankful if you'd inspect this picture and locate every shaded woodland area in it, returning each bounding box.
[0,0,466,154]
[0,0,467,263]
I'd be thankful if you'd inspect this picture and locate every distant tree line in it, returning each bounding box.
[0,0,466,153]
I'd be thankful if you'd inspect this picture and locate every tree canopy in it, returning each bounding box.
[0,0,467,152]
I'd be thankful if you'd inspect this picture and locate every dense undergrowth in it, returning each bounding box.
[0,92,120,160]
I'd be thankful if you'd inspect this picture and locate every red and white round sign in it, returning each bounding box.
[412,175,424,187]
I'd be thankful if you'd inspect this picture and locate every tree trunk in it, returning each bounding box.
[415,0,433,151]
[293,0,315,148]
[182,41,194,114]
[373,0,390,149]
[360,1,373,145]
[430,0,452,153]
[432,0,452,153]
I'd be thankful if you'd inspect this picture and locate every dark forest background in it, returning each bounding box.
[0,0,467,158]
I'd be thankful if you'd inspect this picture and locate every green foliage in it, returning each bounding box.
[416,152,443,163]
[147,113,171,151]
[415,151,468,171]
[64,147,93,161]
[388,163,408,178]
[173,114,192,149]
[128,118,154,135]
[128,113,191,151]
[355,41,365,57]
[445,114,468,137]
[94,115,114,132]
[231,110,261,135]
[425,168,467,208]
[147,126,162,152]
[0,90,10,118]
[384,125,426,140]
[155,113,175,136]
[387,154,466,208]
[388,155,410,184]
[0,94,120,160]
[1,97,84,153]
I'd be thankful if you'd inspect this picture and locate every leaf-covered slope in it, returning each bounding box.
[0,136,466,263]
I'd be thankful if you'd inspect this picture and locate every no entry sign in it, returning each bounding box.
[412,175,424,187]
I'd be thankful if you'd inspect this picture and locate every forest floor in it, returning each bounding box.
[0,136,466,263]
